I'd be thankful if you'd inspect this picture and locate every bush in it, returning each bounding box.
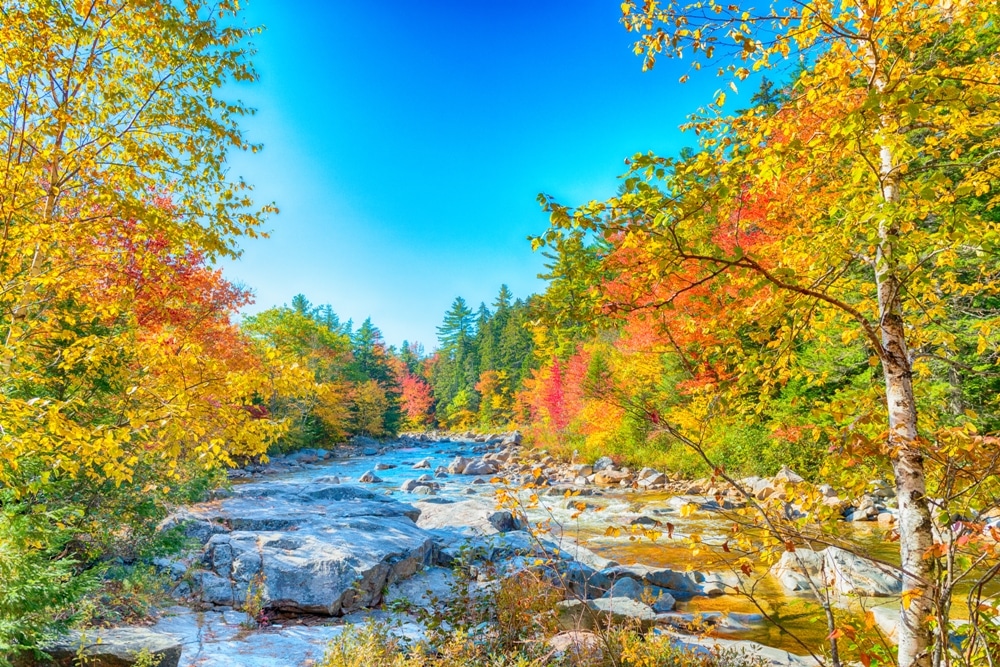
[0,505,94,665]
[319,619,771,667]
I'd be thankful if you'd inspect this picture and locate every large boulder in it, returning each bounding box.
[773,547,901,597]
[593,456,615,472]
[27,628,182,667]
[557,598,657,631]
[774,466,805,484]
[447,456,473,474]
[171,482,434,616]
[413,498,522,535]
[501,431,522,447]
[602,564,702,597]
[462,459,500,476]
[666,632,813,667]
[601,577,676,612]
[824,547,901,596]
[773,549,825,593]
[594,470,631,486]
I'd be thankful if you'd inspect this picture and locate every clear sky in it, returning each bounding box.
[221,0,736,348]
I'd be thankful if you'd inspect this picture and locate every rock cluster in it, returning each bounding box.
[773,546,902,596]
[161,482,435,616]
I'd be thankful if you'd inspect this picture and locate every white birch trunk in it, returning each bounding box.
[875,144,936,667]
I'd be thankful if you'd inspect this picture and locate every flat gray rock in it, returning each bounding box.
[29,628,182,667]
[557,597,657,631]
[413,498,521,535]
[166,482,433,616]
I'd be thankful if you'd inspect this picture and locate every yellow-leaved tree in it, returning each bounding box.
[0,0,288,656]
[535,1,1000,665]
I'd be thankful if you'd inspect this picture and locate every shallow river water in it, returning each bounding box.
[237,439,994,659]
[249,441,876,657]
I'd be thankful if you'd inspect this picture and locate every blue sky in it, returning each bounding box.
[222,0,735,348]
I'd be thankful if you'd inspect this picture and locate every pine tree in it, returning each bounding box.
[291,294,312,316]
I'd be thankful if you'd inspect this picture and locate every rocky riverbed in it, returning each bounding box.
[44,432,995,667]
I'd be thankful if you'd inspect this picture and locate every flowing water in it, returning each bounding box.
[254,440,995,658]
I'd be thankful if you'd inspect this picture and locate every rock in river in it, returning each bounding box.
[557,598,657,631]
[774,546,902,597]
[165,481,434,616]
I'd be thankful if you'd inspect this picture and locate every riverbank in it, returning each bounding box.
[26,431,995,667]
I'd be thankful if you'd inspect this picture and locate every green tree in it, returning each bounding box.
[351,318,401,434]
[533,3,1000,663]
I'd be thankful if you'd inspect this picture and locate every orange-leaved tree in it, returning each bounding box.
[535,1,1000,665]
[0,0,275,653]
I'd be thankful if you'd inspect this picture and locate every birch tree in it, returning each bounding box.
[537,2,1000,664]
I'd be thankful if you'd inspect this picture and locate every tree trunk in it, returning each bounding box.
[876,147,937,667]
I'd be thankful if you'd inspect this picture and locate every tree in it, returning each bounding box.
[432,297,477,416]
[290,294,311,315]
[351,318,401,434]
[352,380,389,437]
[532,2,1000,664]
[392,355,435,430]
[242,304,354,449]
[0,3,272,651]
[437,297,475,350]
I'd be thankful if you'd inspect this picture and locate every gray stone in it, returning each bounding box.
[38,628,183,667]
[557,597,657,631]
[358,470,383,483]
[148,606,345,667]
[701,581,727,597]
[773,549,824,593]
[824,546,901,596]
[774,466,805,484]
[313,475,341,484]
[158,509,229,545]
[630,516,661,527]
[384,566,457,609]
[413,498,521,535]
[617,565,702,593]
[447,456,473,474]
[462,459,499,476]
[501,431,522,446]
[602,576,646,601]
[651,590,677,612]
[664,632,813,666]
[400,479,423,492]
[413,458,432,469]
[152,557,188,580]
[773,546,901,597]
[593,456,615,472]
[563,562,612,599]
[638,472,667,487]
[177,482,433,616]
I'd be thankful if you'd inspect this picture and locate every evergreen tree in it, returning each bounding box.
[291,293,312,315]
[351,318,401,434]
[436,297,474,349]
